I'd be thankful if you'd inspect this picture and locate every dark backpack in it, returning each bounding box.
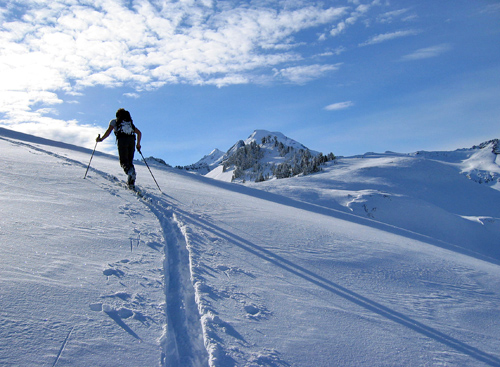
[115,119,136,138]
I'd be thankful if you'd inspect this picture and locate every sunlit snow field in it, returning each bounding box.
[1,127,500,367]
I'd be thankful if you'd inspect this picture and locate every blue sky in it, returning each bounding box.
[1,0,499,166]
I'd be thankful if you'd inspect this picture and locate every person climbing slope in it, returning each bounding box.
[96,108,142,187]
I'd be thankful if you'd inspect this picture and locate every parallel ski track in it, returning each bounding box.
[89,161,209,366]
[92,165,209,366]
[1,136,208,367]
[138,194,209,367]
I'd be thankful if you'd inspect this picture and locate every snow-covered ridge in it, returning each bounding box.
[178,149,225,174]
[183,129,316,177]
[471,138,500,154]
[244,129,314,153]
[412,139,500,190]
[460,141,500,189]
[202,129,335,182]
[2,127,500,367]
[249,141,500,258]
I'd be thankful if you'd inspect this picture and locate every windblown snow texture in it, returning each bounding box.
[1,127,500,367]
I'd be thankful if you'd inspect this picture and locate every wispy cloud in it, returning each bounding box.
[275,64,342,84]
[329,1,377,37]
[401,44,452,61]
[359,29,420,46]
[480,4,500,14]
[377,8,412,23]
[124,93,140,99]
[325,101,354,111]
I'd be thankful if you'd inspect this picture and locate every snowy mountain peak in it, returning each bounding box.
[472,139,500,154]
[178,148,225,175]
[225,139,246,157]
[245,130,312,152]
[205,130,335,183]
[199,148,225,166]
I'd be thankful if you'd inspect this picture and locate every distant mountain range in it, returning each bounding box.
[178,129,335,182]
[174,130,500,189]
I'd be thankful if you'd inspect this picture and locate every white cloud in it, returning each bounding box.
[481,4,500,14]
[325,101,354,111]
[205,74,249,88]
[124,93,140,99]
[1,1,348,95]
[11,0,445,152]
[330,2,376,37]
[377,8,411,23]
[275,64,341,84]
[330,21,347,36]
[401,44,452,61]
[0,0,353,144]
[0,116,113,153]
[313,47,346,58]
[359,29,420,46]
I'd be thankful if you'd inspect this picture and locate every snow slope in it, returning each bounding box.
[1,127,500,367]
[181,149,225,175]
[249,149,500,262]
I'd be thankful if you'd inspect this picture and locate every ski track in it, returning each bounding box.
[96,168,209,365]
[4,133,500,366]
[145,199,209,367]
[0,136,209,367]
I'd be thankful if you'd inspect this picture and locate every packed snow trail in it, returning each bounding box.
[0,129,208,366]
[88,176,209,366]
[140,198,208,367]
[157,198,500,366]
[0,133,167,366]
[143,169,500,366]
[2,127,500,366]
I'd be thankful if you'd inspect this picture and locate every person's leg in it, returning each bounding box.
[126,140,136,185]
[117,136,136,184]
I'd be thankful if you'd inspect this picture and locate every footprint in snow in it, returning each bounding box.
[115,307,134,319]
[217,264,256,278]
[244,305,260,316]
[244,304,271,320]
[89,303,103,312]
[103,268,125,277]
[93,304,132,318]
[102,291,131,301]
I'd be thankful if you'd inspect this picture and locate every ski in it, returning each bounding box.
[127,183,147,199]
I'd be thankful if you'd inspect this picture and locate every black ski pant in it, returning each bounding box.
[117,135,136,176]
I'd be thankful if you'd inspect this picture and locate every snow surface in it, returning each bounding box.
[198,149,225,170]
[1,127,500,367]
[184,149,225,175]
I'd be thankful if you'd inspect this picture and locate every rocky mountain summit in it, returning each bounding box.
[182,130,335,182]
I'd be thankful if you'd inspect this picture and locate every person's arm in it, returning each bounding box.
[96,125,114,142]
[135,127,142,151]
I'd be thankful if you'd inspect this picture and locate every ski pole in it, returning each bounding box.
[138,149,162,193]
[84,135,99,179]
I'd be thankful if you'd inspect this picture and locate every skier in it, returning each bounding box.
[96,108,142,187]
